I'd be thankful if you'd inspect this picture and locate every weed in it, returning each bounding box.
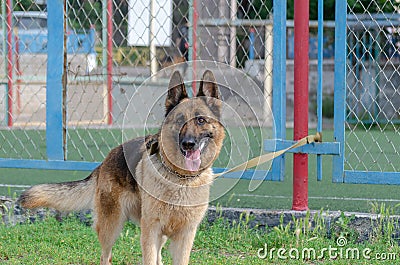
[333,211,358,242]
[215,202,223,219]
[272,214,292,247]
[369,202,400,245]
[226,193,235,207]
[0,197,15,226]
[230,211,254,241]
[312,209,327,238]
[0,203,7,225]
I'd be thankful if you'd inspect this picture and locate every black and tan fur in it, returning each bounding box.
[18,70,225,265]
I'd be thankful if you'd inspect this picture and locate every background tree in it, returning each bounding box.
[247,0,399,21]
[14,0,42,11]
[67,0,101,30]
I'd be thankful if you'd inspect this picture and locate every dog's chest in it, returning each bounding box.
[159,203,208,236]
[137,155,213,206]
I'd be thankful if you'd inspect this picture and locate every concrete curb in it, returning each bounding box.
[206,206,400,242]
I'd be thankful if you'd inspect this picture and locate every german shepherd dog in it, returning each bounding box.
[19,70,225,265]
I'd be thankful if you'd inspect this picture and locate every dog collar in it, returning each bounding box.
[156,152,201,179]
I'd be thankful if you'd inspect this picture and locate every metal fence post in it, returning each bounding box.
[263,23,273,125]
[292,0,310,211]
[107,0,113,124]
[46,0,66,160]
[332,0,346,183]
[316,0,324,181]
[5,0,13,127]
[149,0,157,78]
[271,0,287,181]
[229,0,237,67]
[188,0,198,95]
[249,28,255,60]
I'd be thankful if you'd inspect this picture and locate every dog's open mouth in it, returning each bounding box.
[182,138,208,172]
[183,149,201,172]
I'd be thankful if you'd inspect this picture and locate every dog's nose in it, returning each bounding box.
[181,137,196,150]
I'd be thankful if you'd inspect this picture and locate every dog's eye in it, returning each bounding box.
[196,117,206,125]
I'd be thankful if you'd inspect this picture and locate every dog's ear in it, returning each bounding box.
[197,70,221,117]
[145,133,159,155]
[197,70,219,99]
[165,71,188,116]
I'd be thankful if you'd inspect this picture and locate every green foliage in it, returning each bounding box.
[246,0,273,19]
[369,202,400,245]
[68,0,102,30]
[249,0,399,21]
[248,0,336,20]
[13,0,42,12]
[322,96,334,118]
[11,0,102,30]
[348,0,399,13]
[334,211,358,242]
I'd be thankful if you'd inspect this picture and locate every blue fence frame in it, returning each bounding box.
[0,0,343,178]
[331,0,400,185]
[269,0,400,185]
[0,0,100,172]
[270,0,287,181]
[0,0,297,177]
[332,0,346,183]
[268,0,341,182]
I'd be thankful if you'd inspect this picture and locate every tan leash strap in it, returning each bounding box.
[214,133,321,178]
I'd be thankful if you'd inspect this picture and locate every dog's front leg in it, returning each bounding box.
[169,226,197,265]
[157,235,168,265]
[141,220,163,265]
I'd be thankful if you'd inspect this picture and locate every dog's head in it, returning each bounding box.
[159,70,225,177]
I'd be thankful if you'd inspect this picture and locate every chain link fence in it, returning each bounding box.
[1,0,399,176]
[346,0,400,172]
[1,0,400,210]
[0,0,277,167]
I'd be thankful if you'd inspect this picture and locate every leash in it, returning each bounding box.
[214,132,322,178]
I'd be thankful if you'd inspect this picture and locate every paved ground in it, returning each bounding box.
[3,57,275,129]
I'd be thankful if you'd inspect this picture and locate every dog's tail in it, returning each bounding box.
[18,167,99,212]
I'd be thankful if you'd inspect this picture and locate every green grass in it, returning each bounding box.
[1,127,399,264]
[1,128,400,213]
[1,206,400,264]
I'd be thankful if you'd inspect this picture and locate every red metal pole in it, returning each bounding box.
[15,33,21,115]
[6,0,13,127]
[292,0,309,211]
[107,0,113,125]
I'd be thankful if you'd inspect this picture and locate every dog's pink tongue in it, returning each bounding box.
[184,150,201,172]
